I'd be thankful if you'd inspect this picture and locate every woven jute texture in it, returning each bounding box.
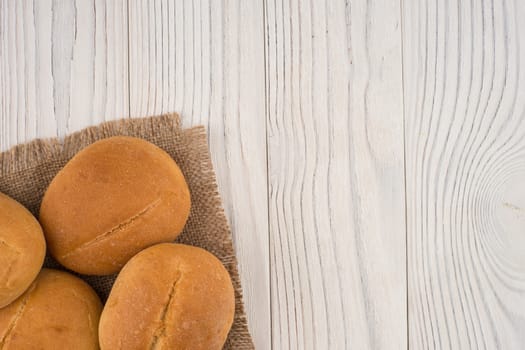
[0,114,254,349]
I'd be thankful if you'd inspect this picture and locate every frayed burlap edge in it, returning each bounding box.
[0,113,255,350]
[1,114,182,173]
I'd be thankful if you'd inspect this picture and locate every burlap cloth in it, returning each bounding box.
[0,114,254,349]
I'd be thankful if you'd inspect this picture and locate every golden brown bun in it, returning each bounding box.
[0,268,102,350]
[0,192,46,308]
[99,243,235,350]
[39,136,191,275]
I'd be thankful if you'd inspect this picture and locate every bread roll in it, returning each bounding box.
[0,268,102,349]
[99,243,235,350]
[39,136,191,275]
[0,192,46,308]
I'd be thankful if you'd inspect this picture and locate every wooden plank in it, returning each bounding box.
[265,0,406,348]
[0,0,129,150]
[127,1,270,348]
[403,0,525,348]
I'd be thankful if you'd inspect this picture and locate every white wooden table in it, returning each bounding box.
[1,1,524,349]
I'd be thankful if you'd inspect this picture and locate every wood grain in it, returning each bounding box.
[3,0,525,348]
[0,0,129,149]
[403,0,525,348]
[127,1,270,348]
[265,0,406,348]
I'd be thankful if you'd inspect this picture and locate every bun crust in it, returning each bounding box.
[0,192,46,308]
[39,136,191,275]
[0,268,102,350]
[99,243,235,350]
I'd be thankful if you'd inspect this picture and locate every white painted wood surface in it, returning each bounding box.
[265,0,406,349]
[0,0,129,149]
[1,0,525,349]
[403,0,525,348]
